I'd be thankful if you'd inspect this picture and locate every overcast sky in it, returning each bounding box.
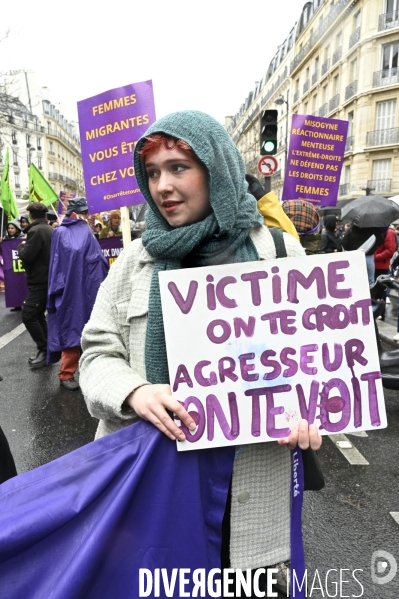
[1,0,303,124]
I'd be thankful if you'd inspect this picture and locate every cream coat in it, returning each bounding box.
[80,225,305,569]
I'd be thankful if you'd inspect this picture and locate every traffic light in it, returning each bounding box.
[260,109,278,155]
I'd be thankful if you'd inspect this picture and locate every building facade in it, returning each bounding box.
[1,71,84,211]
[227,0,399,204]
[0,93,39,210]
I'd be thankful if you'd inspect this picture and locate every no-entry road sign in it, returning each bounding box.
[257,156,278,177]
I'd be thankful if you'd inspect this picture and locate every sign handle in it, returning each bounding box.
[120,206,131,248]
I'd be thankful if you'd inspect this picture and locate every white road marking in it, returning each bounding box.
[0,324,26,350]
[390,512,399,526]
[328,433,369,465]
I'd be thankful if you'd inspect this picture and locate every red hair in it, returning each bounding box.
[138,134,197,161]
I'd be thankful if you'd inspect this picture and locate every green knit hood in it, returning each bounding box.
[134,110,263,235]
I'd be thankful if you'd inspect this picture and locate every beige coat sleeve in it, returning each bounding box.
[79,243,150,423]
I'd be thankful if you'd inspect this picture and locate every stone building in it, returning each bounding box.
[226,0,399,204]
[1,71,84,210]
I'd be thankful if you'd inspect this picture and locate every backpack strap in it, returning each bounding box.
[268,227,287,259]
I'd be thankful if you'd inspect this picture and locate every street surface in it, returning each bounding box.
[0,289,399,598]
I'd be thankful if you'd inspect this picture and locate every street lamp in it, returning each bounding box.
[274,94,289,172]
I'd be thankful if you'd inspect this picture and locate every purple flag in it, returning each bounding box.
[0,421,234,599]
[282,114,348,207]
[77,81,156,214]
[2,238,28,308]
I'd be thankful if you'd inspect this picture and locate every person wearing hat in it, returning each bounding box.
[47,197,108,390]
[18,202,53,368]
[99,210,122,239]
[19,215,30,233]
[281,199,322,255]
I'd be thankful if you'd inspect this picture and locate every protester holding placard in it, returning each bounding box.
[80,110,322,597]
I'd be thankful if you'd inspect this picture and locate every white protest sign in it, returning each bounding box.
[159,252,386,451]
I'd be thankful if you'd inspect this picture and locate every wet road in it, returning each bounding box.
[1,290,399,598]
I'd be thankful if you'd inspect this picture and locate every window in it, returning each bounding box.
[372,159,391,181]
[26,134,31,147]
[348,111,354,136]
[49,141,54,153]
[11,130,17,144]
[314,56,319,72]
[296,78,300,92]
[336,31,342,49]
[323,85,328,103]
[15,174,20,185]
[354,11,361,30]
[376,99,396,129]
[49,162,54,173]
[37,137,42,150]
[386,0,398,14]
[312,94,318,112]
[351,58,358,80]
[47,121,51,134]
[382,41,399,75]
[344,165,351,184]
[38,156,42,169]
[324,45,330,61]
[334,74,340,95]
[12,151,18,166]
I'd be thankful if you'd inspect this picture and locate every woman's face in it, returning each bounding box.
[7,224,17,236]
[111,215,120,227]
[20,219,29,229]
[145,145,211,227]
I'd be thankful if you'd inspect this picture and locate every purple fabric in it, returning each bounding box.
[47,218,109,363]
[290,446,306,598]
[0,420,235,598]
[1,238,28,308]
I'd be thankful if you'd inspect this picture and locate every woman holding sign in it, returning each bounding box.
[80,111,322,597]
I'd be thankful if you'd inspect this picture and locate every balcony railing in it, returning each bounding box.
[366,127,399,147]
[332,46,342,66]
[48,172,58,181]
[311,70,319,86]
[303,79,310,94]
[319,103,328,117]
[345,80,357,101]
[321,58,330,76]
[272,170,281,181]
[345,136,354,152]
[367,179,392,193]
[293,90,300,104]
[339,182,350,196]
[65,176,77,187]
[379,10,399,31]
[373,68,399,88]
[13,161,18,167]
[329,94,340,112]
[290,0,350,73]
[349,28,360,49]
[15,183,20,189]
[48,150,55,155]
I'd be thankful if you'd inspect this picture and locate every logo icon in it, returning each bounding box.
[371,550,397,585]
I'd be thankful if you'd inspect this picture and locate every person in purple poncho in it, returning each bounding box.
[47,197,108,391]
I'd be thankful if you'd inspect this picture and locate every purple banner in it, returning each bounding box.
[282,114,348,207]
[77,81,156,214]
[98,237,123,267]
[58,191,76,218]
[2,239,28,308]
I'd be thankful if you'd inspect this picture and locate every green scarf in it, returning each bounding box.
[134,110,263,384]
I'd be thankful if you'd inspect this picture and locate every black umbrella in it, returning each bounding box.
[341,195,399,227]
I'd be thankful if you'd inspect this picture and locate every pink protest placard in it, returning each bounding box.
[159,252,386,451]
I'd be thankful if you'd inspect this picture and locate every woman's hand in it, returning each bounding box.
[277,419,322,451]
[126,384,197,441]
